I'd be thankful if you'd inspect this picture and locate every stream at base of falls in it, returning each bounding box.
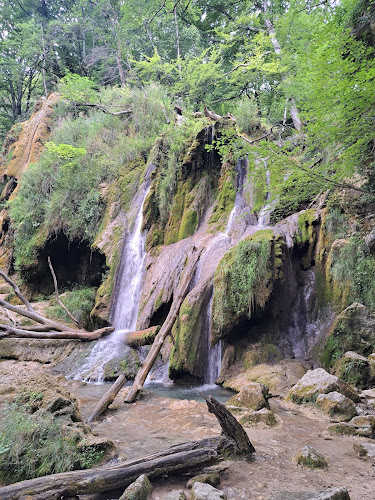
[74,380,234,403]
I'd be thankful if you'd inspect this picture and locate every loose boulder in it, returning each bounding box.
[239,408,278,427]
[269,487,350,499]
[316,392,357,422]
[227,383,270,410]
[353,442,375,461]
[334,352,372,389]
[288,368,359,404]
[191,482,227,500]
[119,474,153,500]
[187,472,220,489]
[294,446,328,469]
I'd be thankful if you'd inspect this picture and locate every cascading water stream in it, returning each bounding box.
[204,292,223,385]
[72,166,154,382]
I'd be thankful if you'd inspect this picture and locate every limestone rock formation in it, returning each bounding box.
[288,368,359,404]
[316,392,357,421]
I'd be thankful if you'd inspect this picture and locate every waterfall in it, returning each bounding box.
[204,291,223,385]
[72,166,154,382]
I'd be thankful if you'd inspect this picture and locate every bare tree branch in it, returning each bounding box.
[48,256,79,327]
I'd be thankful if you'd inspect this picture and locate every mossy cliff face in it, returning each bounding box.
[320,302,375,370]
[169,281,212,381]
[211,230,285,343]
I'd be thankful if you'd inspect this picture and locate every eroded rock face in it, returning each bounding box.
[288,368,359,404]
[316,392,357,422]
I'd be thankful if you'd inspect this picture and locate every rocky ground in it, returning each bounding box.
[0,360,374,500]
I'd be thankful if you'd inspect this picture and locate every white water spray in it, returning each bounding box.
[204,292,223,385]
[72,167,154,382]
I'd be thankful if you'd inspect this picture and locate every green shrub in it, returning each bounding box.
[330,235,375,311]
[0,403,103,483]
[46,287,97,329]
[10,83,171,270]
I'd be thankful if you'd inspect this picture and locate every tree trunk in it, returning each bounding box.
[0,325,114,340]
[202,395,255,456]
[174,7,182,77]
[0,443,222,500]
[262,1,302,131]
[125,247,203,404]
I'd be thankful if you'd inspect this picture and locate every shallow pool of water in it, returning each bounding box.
[73,379,234,404]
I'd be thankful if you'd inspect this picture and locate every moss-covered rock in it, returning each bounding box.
[169,282,212,380]
[334,352,372,389]
[294,446,328,469]
[211,229,285,341]
[315,391,357,422]
[287,368,359,404]
[239,408,278,427]
[320,303,375,370]
[227,383,270,410]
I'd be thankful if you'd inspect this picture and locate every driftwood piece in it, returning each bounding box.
[202,395,255,456]
[87,374,127,422]
[48,256,79,327]
[0,438,227,500]
[125,247,203,404]
[0,324,114,340]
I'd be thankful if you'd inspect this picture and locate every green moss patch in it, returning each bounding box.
[211,230,285,340]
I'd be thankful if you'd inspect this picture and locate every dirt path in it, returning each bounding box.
[67,379,375,500]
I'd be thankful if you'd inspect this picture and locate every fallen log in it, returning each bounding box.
[0,267,112,339]
[0,325,114,340]
[87,374,127,422]
[0,438,228,500]
[125,247,203,404]
[0,397,252,499]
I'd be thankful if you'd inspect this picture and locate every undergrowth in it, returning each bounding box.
[0,403,103,483]
[9,84,171,270]
[46,287,97,329]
